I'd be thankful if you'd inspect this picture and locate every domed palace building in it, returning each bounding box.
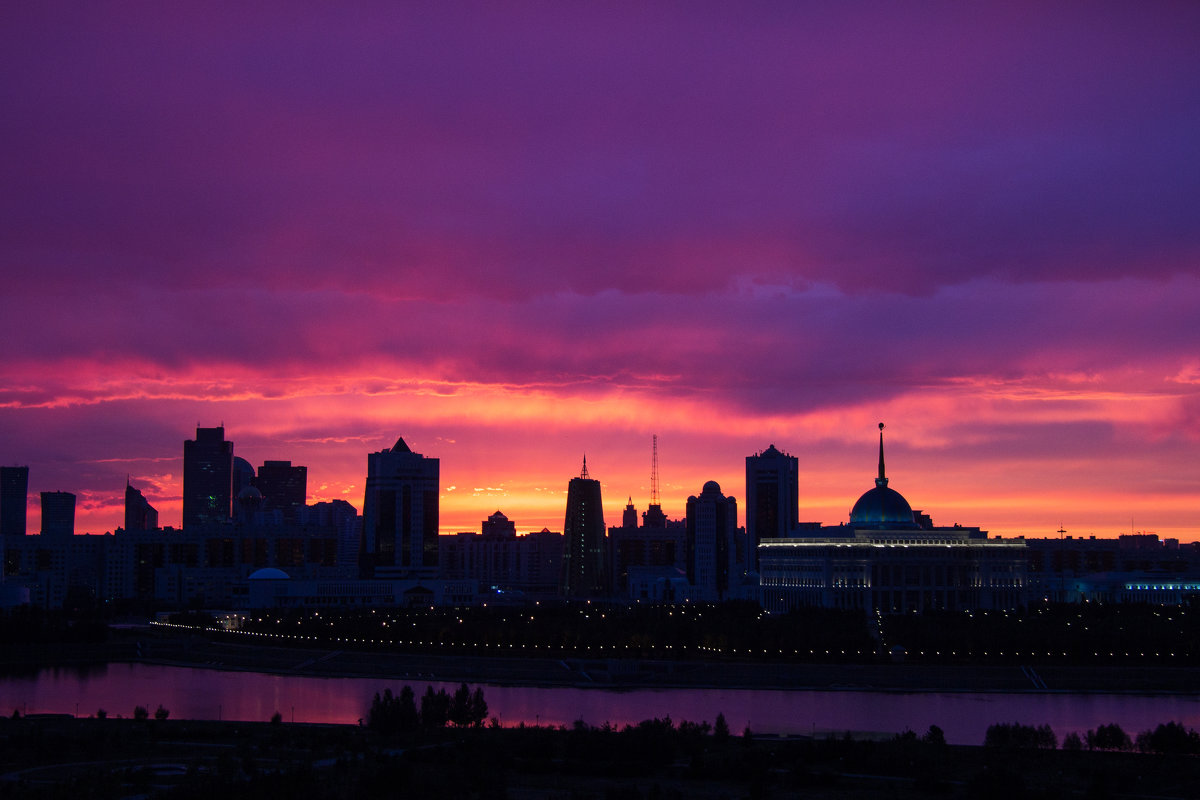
[758,424,1028,614]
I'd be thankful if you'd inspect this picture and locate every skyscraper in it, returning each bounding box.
[361,436,439,578]
[125,481,159,531]
[685,481,738,601]
[40,490,76,537]
[745,444,798,573]
[183,426,234,529]
[1,466,29,538]
[255,460,307,524]
[560,457,607,599]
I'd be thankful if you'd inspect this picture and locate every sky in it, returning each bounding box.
[2,3,1198,541]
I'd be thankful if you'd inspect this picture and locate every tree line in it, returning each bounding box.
[367,682,489,733]
[984,720,1200,754]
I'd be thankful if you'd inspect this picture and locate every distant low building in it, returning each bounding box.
[438,512,563,601]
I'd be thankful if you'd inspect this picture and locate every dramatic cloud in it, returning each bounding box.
[2,3,1198,539]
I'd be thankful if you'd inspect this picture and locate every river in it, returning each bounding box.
[1,663,1197,745]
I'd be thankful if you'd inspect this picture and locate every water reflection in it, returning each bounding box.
[0,663,1196,746]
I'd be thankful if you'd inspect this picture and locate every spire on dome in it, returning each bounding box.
[876,422,888,488]
[580,455,590,480]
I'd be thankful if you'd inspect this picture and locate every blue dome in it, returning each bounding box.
[247,567,290,580]
[849,485,917,528]
[849,422,919,528]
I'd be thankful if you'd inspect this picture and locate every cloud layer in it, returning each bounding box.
[2,3,1198,539]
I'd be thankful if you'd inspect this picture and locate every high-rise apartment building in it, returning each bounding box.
[1,466,29,538]
[745,444,798,573]
[183,426,234,529]
[685,481,738,601]
[40,491,76,537]
[125,482,159,532]
[255,460,307,524]
[560,457,607,599]
[361,437,439,578]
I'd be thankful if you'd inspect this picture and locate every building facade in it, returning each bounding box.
[745,444,798,573]
[685,481,739,602]
[759,425,1028,614]
[40,491,75,538]
[560,458,607,599]
[361,436,439,579]
[1,466,29,539]
[254,460,307,524]
[183,426,234,529]
[125,482,159,532]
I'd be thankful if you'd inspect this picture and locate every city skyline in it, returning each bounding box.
[2,5,1198,541]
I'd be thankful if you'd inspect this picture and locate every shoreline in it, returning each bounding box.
[6,633,1199,694]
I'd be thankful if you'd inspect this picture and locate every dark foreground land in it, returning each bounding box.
[2,714,1198,800]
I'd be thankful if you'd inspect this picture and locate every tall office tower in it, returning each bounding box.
[40,491,76,537]
[745,444,798,573]
[255,460,307,524]
[124,481,159,531]
[685,481,738,601]
[1,466,29,538]
[361,436,439,578]
[560,457,607,599]
[183,426,234,529]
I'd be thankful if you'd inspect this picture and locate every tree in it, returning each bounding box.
[469,686,488,728]
[984,722,1056,749]
[713,712,730,744]
[1062,731,1083,751]
[449,682,473,728]
[270,711,283,725]
[154,705,170,721]
[96,708,107,720]
[397,685,418,731]
[922,724,946,746]
[1086,723,1132,752]
[133,705,149,721]
[1137,722,1200,754]
[420,685,450,729]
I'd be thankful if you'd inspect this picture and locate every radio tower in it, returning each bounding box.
[651,435,660,507]
[643,435,667,528]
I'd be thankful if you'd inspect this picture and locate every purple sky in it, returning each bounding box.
[2,3,1198,539]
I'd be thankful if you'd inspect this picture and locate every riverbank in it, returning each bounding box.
[3,715,1200,800]
[6,629,1197,693]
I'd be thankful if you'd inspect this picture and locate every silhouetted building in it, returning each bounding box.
[759,425,1027,614]
[482,509,516,538]
[1,466,29,538]
[560,457,607,599]
[124,481,158,532]
[622,498,638,529]
[745,444,798,572]
[183,426,234,529]
[232,457,255,497]
[440,514,563,601]
[254,460,307,524]
[642,504,667,529]
[608,518,686,597]
[40,491,75,538]
[686,481,738,601]
[361,436,439,579]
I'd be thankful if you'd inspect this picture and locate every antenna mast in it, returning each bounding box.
[651,435,660,506]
